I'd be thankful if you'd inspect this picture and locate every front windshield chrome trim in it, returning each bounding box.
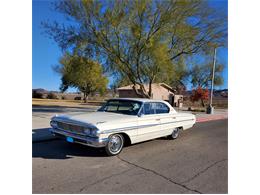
[98,99,144,116]
[137,102,144,116]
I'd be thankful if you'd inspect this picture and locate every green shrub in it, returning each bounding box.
[74,96,82,100]
[32,91,43,98]
[47,92,58,99]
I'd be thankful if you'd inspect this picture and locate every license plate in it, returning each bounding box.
[66,137,74,143]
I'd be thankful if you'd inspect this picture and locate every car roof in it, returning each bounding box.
[108,98,168,103]
[107,98,176,112]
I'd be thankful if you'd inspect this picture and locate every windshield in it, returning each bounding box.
[98,100,142,115]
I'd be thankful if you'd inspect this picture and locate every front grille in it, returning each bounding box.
[56,121,85,135]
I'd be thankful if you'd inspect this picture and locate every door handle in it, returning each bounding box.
[156,119,161,121]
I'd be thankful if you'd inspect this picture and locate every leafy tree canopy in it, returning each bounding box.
[44,0,227,98]
[190,62,224,88]
[54,52,108,102]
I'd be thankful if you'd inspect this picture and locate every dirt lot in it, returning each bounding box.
[32,98,104,108]
[33,97,227,108]
[183,97,228,109]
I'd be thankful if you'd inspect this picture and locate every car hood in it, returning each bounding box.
[53,111,137,127]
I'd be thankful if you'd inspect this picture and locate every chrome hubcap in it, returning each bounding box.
[108,135,122,153]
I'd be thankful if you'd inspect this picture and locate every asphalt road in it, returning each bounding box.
[32,119,227,194]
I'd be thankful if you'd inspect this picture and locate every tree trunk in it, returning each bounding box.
[148,80,152,98]
[201,98,205,107]
[83,92,86,103]
[139,84,150,98]
[83,92,89,103]
[132,84,150,98]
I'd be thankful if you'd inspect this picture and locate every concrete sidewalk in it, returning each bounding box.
[32,108,228,143]
[177,108,228,123]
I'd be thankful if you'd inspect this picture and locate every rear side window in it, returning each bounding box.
[144,103,156,115]
[143,102,169,115]
[155,102,170,114]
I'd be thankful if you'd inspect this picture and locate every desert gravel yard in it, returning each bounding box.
[32,119,228,194]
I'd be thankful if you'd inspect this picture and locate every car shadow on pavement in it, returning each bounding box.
[32,138,166,160]
[32,128,54,142]
[32,127,172,160]
[32,138,108,159]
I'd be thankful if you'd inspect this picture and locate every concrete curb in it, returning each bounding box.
[196,115,228,123]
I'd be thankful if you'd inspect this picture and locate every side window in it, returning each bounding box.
[144,103,156,115]
[155,102,169,114]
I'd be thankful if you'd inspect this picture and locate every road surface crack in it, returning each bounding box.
[181,158,227,184]
[79,168,132,192]
[117,155,202,194]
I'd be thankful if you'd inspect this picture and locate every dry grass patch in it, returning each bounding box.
[32,98,104,108]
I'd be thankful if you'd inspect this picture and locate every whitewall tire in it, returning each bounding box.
[105,134,124,156]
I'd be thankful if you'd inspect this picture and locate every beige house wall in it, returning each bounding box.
[150,84,173,102]
[118,90,139,98]
[118,85,174,104]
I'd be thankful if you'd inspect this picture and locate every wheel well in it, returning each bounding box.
[178,126,183,130]
[119,133,131,146]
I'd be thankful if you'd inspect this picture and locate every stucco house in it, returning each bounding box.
[117,83,183,106]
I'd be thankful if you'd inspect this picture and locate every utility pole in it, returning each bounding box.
[207,48,217,114]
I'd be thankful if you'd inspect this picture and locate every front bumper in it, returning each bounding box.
[50,128,108,148]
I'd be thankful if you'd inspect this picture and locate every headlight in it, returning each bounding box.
[84,129,91,135]
[90,129,98,137]
[50,120,58,128]
[84,127,100,137]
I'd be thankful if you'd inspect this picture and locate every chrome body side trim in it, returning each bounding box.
[101,119,195,134]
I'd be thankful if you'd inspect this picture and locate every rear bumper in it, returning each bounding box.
[49,128,108,148]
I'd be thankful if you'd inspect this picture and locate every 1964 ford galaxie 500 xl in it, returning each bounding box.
[50,98,196,156]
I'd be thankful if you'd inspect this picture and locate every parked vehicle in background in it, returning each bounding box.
[50,98,196,156]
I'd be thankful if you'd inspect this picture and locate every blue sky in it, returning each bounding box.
[32,0,228,92]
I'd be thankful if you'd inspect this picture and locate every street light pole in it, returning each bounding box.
[207,48,217,114]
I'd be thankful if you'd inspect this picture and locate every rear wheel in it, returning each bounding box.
[105,134,124,156]
[169,127,180,139]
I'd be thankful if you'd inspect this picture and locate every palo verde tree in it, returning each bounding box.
[43,0,227,98]
[166,56,189,94]
[55,52,108,102]
[190,63,224,88]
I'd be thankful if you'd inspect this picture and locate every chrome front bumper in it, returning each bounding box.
[50,128,108,148]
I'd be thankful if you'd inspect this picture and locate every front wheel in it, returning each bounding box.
[105,134,124,156]
[169,127,180,139]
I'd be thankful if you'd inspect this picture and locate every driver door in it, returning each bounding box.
[137,102,162,142]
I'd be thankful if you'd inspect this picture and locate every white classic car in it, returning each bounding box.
[50,98,196,156]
